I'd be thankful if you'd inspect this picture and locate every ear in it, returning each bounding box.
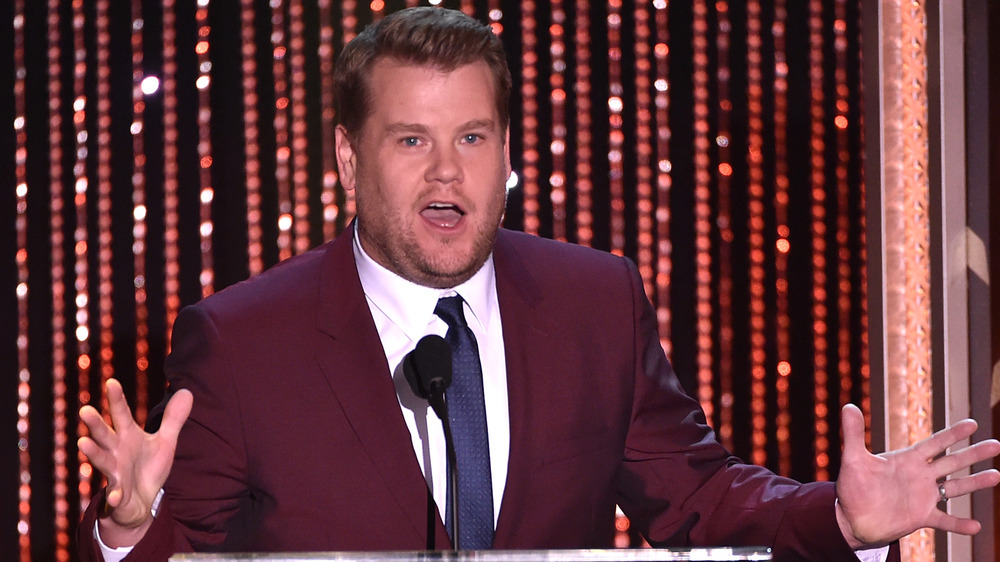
[503,127,511,179]
[335,125,358,192]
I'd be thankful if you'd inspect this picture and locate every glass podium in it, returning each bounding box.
[171,547,771,561]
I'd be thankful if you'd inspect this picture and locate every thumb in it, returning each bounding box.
[840,403,867,459]
[157,389,193,443]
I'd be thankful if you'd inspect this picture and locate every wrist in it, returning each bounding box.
[96,513,153,549]
[834,498,865,550]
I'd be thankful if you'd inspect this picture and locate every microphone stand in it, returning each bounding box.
[433,394,460,551]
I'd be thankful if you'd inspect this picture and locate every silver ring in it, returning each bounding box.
[938,483,948,503]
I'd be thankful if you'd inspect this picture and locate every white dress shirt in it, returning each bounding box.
[353,233,510,526]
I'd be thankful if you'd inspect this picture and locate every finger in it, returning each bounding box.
[912,419,979,459]
[926,510,983,536]
[79,404,116,446]
[932,440,1000,477]
[105,379,138,433]
[156,389,193,442]
[840,404,867,458]
[940,470,1000,500]
[77,436,117,476]
[106,485,124,509]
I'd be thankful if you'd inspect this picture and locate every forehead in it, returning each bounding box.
[364,59,500,129]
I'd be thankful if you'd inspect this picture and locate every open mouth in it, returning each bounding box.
[420,202,466,228]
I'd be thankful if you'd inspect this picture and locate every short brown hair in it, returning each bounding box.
[333,7,512,139]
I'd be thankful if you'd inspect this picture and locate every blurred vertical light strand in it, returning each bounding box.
[289,0,311,255]
[653,0,672,359]
[548,0,567,242]
[317,0,340,242]
[162,0,181,344]
[487,1,503,36]
[573,0,593,246]
[62,0,92,555]
[713,0,736,452]
[520,0,540,235]
[131,0,150,423]
[691,0,714,420]
[271,0,293,261]
[89,0,113,507]
[13,1,31,559]
[634,1,655,298]
[808,0,831,481]
[242,0,264,274]
[606,0,625,256]
[771,0,793,474]
[45,1,67,557]
[196,0,215,297]
[745,0,769,468]
[833,0,854,415]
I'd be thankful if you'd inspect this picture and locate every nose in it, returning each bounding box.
[425,144,462,184]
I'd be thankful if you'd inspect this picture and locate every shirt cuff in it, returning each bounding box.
[855,545,890,562]
[93,488,164,562]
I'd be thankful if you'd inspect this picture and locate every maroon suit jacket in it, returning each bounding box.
[79,227,879,561]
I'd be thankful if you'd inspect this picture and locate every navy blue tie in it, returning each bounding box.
[434,295,494,550]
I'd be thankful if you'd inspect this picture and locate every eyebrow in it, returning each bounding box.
[382,119,498,135]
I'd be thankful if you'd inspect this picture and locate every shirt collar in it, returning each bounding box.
[353,229,497,341]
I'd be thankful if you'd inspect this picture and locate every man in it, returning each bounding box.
[77,7,1000,561]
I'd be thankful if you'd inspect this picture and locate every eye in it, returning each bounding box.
[401,137,420,147]
[462,133,483,144]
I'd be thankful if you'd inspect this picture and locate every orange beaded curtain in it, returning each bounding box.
[0,1,868,558]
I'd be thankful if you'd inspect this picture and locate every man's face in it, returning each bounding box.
[336,59,511,289]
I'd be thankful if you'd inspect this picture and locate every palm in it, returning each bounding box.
[835,404,1000,547]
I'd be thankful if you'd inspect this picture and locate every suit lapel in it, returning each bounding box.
[491,230,556,545]
[312,227,446,546]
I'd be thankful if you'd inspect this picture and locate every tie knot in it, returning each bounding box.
[434,295,467,330]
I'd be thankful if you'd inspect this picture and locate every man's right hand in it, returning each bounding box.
[78,379,193,548]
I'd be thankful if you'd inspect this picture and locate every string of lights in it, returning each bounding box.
[46,0,67,556]
[520,0,540,235]
[833,0,853,418]
[808,0,831,481]
[90,0,112,511]
[13,2,31,558]
[318,0,340,242]
[163,0,182,341]
[634,1,655,299]
[243,0,265,276]
[62,0,92,555]
[745,0,769,468]
[196,0,215,297]
[548,0,568,242]
[691,0,714,420]
[653,0,672,358]
[573,0,592,247]
[771,0,793,474]
[713,0,736,453]
[289,0,311,255]
[131,0,151,425]
[606,0,625,257]
[271,0,294,262]
[487,1,503,36]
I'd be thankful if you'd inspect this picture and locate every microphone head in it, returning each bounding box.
[402,334,452,399]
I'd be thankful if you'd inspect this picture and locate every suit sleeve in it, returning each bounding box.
[612,258,879,561]
[77,304,251,561]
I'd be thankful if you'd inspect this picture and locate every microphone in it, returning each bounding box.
[401,335,460,550]
[402,334,452,421]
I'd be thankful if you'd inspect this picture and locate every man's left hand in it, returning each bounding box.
[835,403,1000,549]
